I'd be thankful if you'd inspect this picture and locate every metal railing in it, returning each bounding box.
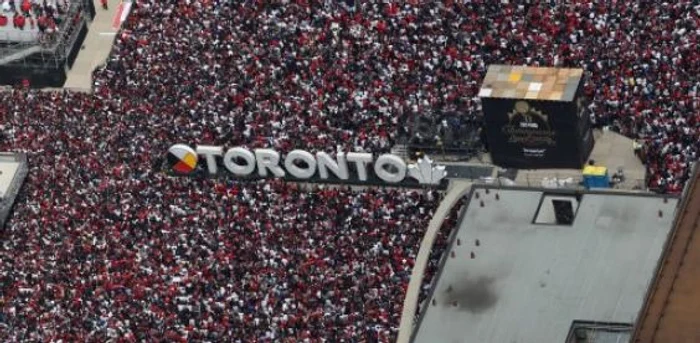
[0,30,41,44]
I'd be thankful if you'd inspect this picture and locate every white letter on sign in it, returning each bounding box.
[254,149,285,177]
[196,145,223,174]
[316,152,349,180]
[346,152,373,181]
[374,154,406,183]
[284,150,317,179]
[223,147,256,176]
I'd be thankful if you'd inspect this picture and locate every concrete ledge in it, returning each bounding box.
[397,180,472,343]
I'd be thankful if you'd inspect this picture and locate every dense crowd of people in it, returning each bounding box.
[0,0,697,341]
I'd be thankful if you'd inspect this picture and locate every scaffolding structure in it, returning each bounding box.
[0,0,95,86]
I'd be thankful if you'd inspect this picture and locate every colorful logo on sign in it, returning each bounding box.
[167,144,198,174]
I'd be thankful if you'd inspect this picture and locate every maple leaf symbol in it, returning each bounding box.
[407,155,447,185]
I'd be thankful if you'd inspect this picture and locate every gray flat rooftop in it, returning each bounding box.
[413,188,678,343]
[0,157,20,199]
[0,153,28,228]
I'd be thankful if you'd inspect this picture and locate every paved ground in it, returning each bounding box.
[62,0,123,91]
[464,129,646,190]
[512,129,646,189]
[397,180,472,343]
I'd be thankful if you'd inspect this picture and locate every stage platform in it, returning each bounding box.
[0,0,95,88]
[0,28,40,43]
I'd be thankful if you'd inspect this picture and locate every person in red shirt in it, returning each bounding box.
[21,0,31,15]
[46,17,56,33]
[13,13,26,30]
[101,0,108,10]
[37,15,46,32]
[0,15,7,27]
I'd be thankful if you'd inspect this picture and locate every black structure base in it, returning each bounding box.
[0,64,67,88]
[482,97,594,170]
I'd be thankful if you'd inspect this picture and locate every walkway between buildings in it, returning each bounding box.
[63,0,124,91]
[396,180,472,343]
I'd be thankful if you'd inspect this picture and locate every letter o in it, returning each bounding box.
[284,150,317,179]
[223,148,256,175]
[374,154,406,183]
